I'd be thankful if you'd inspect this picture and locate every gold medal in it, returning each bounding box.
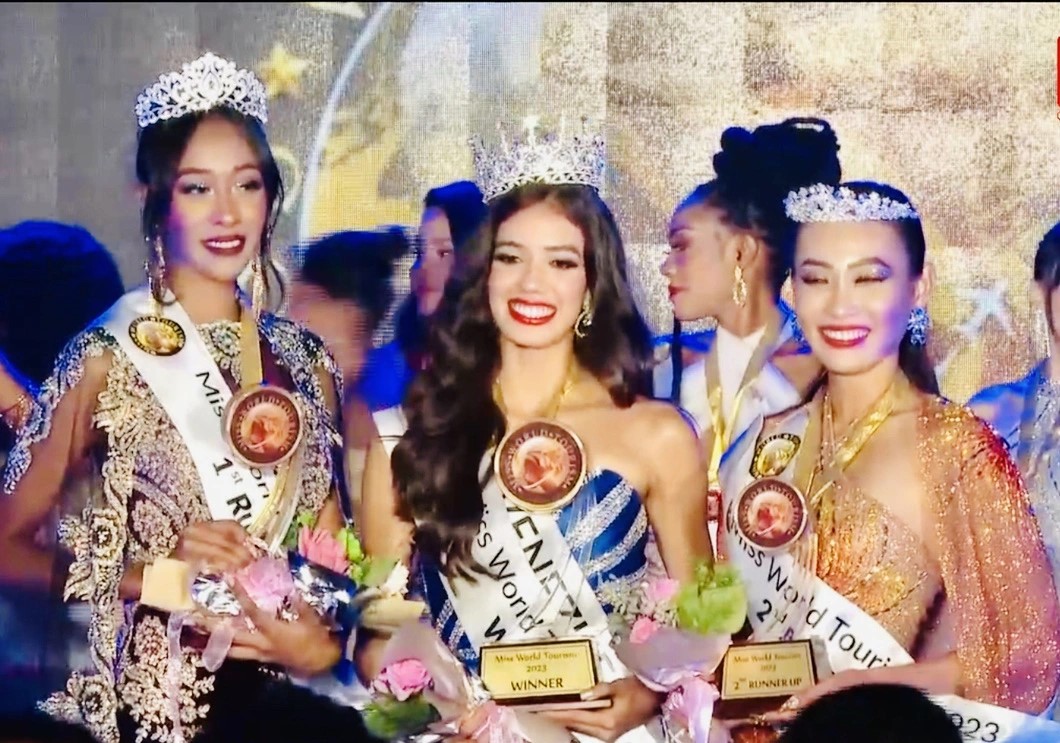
[750,433,800,478]
[735,477,808,552]
[222,385,305,468]
[129,316,185,356]
[494,420,587,513]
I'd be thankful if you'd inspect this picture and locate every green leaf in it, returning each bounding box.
[674,562,748,635]
[282,510,318,550]
[362,695,439,739]
[361,557,398,588]
[337,527,364,563]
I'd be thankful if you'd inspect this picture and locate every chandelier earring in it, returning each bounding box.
[732,265,748,308]
[906,306,931,346]
[575,294,594,339]
[146,236,168,304]
[1035,303,1053,360]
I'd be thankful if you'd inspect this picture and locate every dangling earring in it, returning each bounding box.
[146,235,168,309]
[249,254,266,317]
[732,265,748,308]
[906,306,931,346]
[1034,304,1052,360]
[575,294,593,339]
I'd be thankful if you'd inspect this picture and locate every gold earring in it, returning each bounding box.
[146,236,167,308]
[575,294,593,339]
[732,265,748,308]
[250,254,266,316]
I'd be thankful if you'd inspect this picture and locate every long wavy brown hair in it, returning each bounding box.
[391,183,653,579]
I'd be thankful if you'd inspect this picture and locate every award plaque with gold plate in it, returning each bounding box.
[714,639,824,721]
[479,637,610,711]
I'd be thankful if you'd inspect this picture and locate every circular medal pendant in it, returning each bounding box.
[222,386,305,468]
[750,433,800,478]
[735,478,808,552]
[129,316,186,357]
[494,420,587,513]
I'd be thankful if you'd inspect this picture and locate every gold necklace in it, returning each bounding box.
[492,355,578,421]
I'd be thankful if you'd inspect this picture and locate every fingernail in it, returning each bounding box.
[579,689,596,701]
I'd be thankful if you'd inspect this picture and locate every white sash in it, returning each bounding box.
[101,287,277,526]
[371,407,663,743]
[719,412,1060,743]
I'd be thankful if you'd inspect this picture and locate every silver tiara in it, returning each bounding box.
[784,184,920,223]
[135,52,268,130]
[470,115,606,203]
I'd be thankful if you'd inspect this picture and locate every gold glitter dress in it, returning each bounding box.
[806,390,1059,714]
[0,315,343,743]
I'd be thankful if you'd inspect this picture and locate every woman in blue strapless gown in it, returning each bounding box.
[357,121,714,743]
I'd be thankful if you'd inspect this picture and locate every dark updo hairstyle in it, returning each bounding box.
[794,181,940,396]
[395,180,489,365]
[1034,220,1060,338]
[668,117,842,400]
[136,106,286,308]
[295,226,409,336]
[391,183,654,579]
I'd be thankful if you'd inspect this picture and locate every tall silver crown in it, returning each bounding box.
[135,52,268,129]
[470,115,606,203]
[785,183,920,223]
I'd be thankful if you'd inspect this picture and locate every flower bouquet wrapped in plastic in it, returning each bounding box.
[604,561,748,743]
[361,620,574,743]
[140,510,426,674]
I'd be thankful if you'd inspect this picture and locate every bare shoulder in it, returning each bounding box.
[625,398,700,454]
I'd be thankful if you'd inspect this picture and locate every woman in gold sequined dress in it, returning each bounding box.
[0,54,372,743]
[718,181,1060,740]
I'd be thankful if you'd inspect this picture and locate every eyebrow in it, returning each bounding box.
[798,257,893,270]
[176,163,261,177]
[495,240,583,253]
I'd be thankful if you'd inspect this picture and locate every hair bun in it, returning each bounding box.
[711,117,841,206]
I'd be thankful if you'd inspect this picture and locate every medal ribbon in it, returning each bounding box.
[704,312,783,489]
[235,264,302,548]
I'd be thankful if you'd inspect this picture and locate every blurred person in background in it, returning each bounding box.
[367,180,487,410]
[0,220,124,716]
[288,226,408,520]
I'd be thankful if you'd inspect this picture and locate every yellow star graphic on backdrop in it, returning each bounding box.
[257,43,310,99]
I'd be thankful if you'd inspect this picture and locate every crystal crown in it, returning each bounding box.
[135,52,268,129]
[784,183,920,223]
[471,115,606,203]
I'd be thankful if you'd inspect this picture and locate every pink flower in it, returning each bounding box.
[644,577,680,608]
[373,658,432,701]
[298,526,350,574]
[235,557,295,614]
[630,616,660,644]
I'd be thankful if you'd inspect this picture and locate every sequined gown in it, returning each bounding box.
[794,393,1057,712]
[1,315,344,743]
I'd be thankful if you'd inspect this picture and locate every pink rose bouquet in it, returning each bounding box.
[362,621,572,743]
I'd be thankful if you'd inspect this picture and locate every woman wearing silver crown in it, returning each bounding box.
[0,54,370,743]
[655,118,837,552]
[717,181,1060,742]
[358,119,713,742]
